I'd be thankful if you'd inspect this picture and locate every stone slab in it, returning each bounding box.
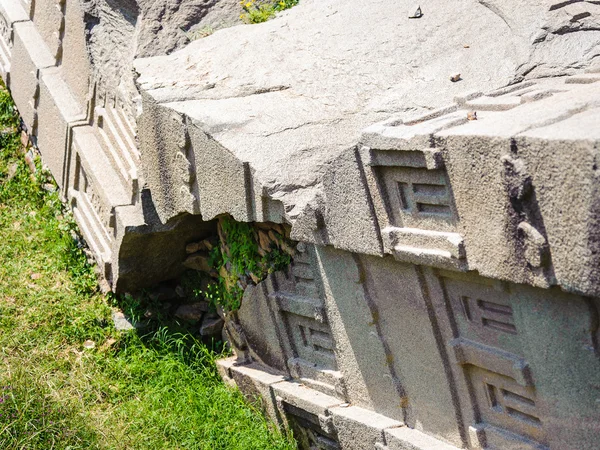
[135,0,599,232]
[9,20,54,131]
[227,360,287,424]
[0,0,29,79]
[330,405,402,450]
[315,245,405,422]
[383,427,460,450]
[37,67,85,187]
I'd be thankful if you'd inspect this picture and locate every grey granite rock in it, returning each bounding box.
[3,0,600,448]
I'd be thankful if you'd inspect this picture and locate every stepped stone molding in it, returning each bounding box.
[1,0,214,291]
[2,0,600,448]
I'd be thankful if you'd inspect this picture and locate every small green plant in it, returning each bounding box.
[240,0,299,24]
[185,25,216,41]
[199,216,293,312]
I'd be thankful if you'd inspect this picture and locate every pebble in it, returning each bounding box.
[7,163,17,181]
[467,111,478,121]
[185,242,200,254]
[450,73,461,82]
[175,302,209,322]
[408,5,423,18]
[20,131,29,148]
[200,315,225,336]
[183,253,211,272]
[112,311,135,331]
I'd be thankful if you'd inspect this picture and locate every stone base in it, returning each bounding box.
[217,357,458,450]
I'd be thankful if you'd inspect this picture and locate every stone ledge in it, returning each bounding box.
[218,358,461,450]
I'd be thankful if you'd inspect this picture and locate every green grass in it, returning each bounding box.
[0,85,296,449]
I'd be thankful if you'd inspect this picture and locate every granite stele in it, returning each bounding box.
[2,0,600,448]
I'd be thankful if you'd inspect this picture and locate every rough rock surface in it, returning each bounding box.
[135,0,600,224]
[81,0,241,108]
[3,0,600,449]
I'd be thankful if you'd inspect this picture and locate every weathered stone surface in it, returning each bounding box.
[330,405,402,450]
[112,310,135,331]
[134,0,600,230]
[5,1,600,449]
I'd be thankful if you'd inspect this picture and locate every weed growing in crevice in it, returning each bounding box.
[198,216,294,312]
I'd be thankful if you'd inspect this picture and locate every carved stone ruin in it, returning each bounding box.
[2,0,600,448]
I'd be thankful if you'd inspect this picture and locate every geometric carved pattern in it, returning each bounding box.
[93,83,140,202]
[440,273,548,449]
[272,244,345,397]
[445,276,522,354]
[0,11,11,76]
[282,248,337,371]
[288,314,336,369]
[379,166,455,229]
[365,142,466,269]
[70,153,113,278]
[469,366,543,443]
[461,296,517,335]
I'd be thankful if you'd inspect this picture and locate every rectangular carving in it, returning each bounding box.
[378,166,455,229]
[275,293,326,323]
[461,296,518,335]
[442,275,523,355]
[450,338,534,387]
[468,366,545,445]
[273,244,345,398]
[69,125,131,249]
[0,6,10,77]
[436,273,549,449]
[71,157,113,264]
[287,313,337,369]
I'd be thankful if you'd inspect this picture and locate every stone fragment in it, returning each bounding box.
[7,163,18,181]
[518,222,548,268]
[20,131,28,148]
[183,252,211,272]
[450,73,461,82]
[24,150,36,173]
[268,230,279,243]
[174,302,209,322]
[409,5,423,18]
[175,285,186,298]
[258,230,271,252]
[466,111,477,120]
[185,242,200,254]
[200,314,224,336]
[112,311,135,331]
[199,239,214,251]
